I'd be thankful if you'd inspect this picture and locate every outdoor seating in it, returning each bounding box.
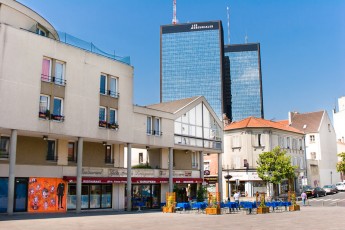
[176,202,191,213]
[240,201,256,214]
[191,202,207,213]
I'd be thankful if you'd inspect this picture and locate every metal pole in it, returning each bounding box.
[127,143,132,211]
[76,137,83,213]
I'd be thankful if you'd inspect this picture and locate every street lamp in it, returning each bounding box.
[224,174,232,202]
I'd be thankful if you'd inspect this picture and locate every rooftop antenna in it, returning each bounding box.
[227,6,230,44]
[172,0,177,24]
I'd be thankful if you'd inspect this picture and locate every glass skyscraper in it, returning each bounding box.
[160,21,224,119]
[224,43,264,121]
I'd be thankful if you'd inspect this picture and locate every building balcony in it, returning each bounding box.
[41,74,66,86]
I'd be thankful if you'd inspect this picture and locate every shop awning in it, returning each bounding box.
[63,176,203,184]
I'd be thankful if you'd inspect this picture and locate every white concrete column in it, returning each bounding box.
[218,152,223,200]
[7,129,17,215]
[126,143,132,211]
[169,147,173,192]
[200,151,204,180]
[76,137,83,213]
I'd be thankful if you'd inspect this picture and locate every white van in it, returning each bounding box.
[335,182,345,191]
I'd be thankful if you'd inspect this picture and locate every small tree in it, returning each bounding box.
[336,152,345,180]
[256,147,296,198]
[196,185,207,202]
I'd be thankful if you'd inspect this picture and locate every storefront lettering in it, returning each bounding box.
[108,168,127,177]
[82,168,103,176]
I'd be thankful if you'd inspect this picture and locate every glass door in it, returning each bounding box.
[90,185,101,209]
[14,178,28,212]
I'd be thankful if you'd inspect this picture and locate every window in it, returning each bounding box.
[310,152,316,160]
[41,58,51,81]
[232,135,241,148]
[300,157,304,169]
[52,97,63,120]
[191,152,198,168]
[46,140,56,161]
[328,124,331,132]
[109,77,118,98]
[105,145,113,164]
[287,137,290,149]
[36,27,47,36]
[41,58,66,85]
[299,139,303,150]
[154,117,161,135]
[68,142,76,162]
[39,95,50,118]
[0,136,10,159]
[99,107,107,127]
[146,116,152,135]
[100,75,107,95]
[310,135,315,143]
[255,134,263,147]
[54,61,65,85]
[139,152,143,163]
[204,161,210,171]
[109,109,117,125]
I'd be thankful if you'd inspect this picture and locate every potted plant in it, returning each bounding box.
[162,192,176,213]
[205,193,221,215]
[289,192,300,211]
[257,193,269,214]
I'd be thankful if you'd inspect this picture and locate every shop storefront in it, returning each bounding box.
[0,177,29,213]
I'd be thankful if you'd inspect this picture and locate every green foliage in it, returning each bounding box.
[132,163,152,169]
[256,146,296,185]
[196,185,207,202]
[336,152,345,174]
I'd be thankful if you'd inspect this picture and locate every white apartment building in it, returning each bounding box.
[222,117,306,199]
[0,0,223,214]
[289,111,340,186]
[333,96,345,181]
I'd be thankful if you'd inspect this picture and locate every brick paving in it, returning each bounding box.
[1,205,344,230]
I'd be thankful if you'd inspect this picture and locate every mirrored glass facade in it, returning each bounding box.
[161,21,224,119]
[224,43,264,121]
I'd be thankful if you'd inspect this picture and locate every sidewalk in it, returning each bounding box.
[1,206,344,230]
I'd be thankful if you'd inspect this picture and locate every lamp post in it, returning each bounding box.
[224,173,232,202]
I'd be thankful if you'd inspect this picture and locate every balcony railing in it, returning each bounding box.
[99,120,119,130]
[51,114,65,122]
[46,154,58,161]
[41,74,66,86]
[146,130,163,136]
[0,151,9,159]
[99,89,120,98]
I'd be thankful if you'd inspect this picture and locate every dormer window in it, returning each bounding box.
[36,26,47,37]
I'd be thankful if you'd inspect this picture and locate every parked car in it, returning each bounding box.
[335,182,345,191]
[323,185,338,194]
[302,185,314,198]
[312,187,327,197]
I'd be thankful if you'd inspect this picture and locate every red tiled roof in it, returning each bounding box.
[224,117,304,134]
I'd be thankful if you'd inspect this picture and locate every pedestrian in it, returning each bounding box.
[234,191,240,205]
[301,191,307,206]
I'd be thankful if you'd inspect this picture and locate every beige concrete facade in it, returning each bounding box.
[0,0,223,213]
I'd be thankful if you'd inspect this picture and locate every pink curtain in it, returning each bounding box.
[41,59,50,81]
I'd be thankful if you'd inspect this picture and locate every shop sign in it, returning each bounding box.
[204,176,218,184]
[82,168,104,176]
[173,170,192,177]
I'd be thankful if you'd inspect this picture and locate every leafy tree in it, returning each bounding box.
[336,152,345,177]
[256,147,296,197]
[196,185,207,202]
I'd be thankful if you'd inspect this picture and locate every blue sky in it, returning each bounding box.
[18,0,345,121]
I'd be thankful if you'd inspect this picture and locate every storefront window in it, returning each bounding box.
[67,185,76,209]
[0,178,8,213]
[130,184,161,209]
[101,185,112,208]
[68,184,112,210]
[90,185,101,208]
[81,185,89,209]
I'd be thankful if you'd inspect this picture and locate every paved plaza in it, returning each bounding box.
[1,205,345,230]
